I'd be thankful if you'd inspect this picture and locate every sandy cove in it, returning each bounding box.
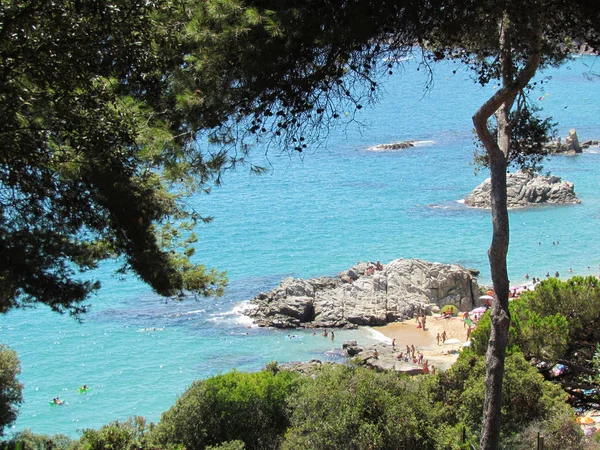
[358,314,473,373]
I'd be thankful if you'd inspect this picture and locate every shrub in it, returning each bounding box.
[1,429,72,450]
[281,364,436,450]
[0,345,23,437]
[432,350,573,443]
[153,370,302,450]
[74,416,163,450]
[470,299,568,362]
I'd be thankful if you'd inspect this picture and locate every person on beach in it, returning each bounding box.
[392,338,395,350]
[372,349,379,359]
[421,313,426,331]
[441,331,447,344]
[406,344,410,355]
[411,344,415,358]
[436,333,441,345]
[330,331,335,340]
[322,330,328,337]
[422,360,430,374]
[375,261,383,271]
[396,351,403,361]
[431,365,436,375]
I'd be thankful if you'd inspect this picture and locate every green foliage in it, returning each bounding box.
[521,276,600,341]
[154,370,302,450]
[1,429,73,450]
[0,0,232,314]
[73,416,170,450]
[0,346,23,437]
[282,364,436,450]
[505,409,584,450]
[206,441,246,450]
[432,350,572,443]
[470,298,569,362]
[473,104,556,173]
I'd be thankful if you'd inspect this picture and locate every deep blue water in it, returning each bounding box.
[1,56,600,438]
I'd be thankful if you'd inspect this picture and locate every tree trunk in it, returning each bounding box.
[472,16,543,450]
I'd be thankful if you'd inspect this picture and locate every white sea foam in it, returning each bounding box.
[364,327,393,343]
[167,309,205,318]
[208,302,257,326]
[456,199,465,204]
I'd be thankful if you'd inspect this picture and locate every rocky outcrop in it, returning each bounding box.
[465,171,581,209]
[245,259,480,329]
[548,129,582,154]
[581,139,600,149]
[548,129,600,153]
[370,141,414,151]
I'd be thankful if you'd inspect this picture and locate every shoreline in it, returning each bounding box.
[361,315,471,372]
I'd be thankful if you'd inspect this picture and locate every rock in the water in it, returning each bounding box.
[549,129,583,154]
[465,171,580,209]
[369,141,415,151]
[245,258,479,328]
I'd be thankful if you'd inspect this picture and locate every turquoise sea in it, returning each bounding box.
[2,56,600,438]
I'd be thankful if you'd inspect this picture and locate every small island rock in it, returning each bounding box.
[465,171,580,209]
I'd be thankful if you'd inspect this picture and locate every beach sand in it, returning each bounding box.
[374,314,473,371]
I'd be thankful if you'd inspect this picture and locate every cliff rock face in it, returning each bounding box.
[465,171,580,209]
[245,259,479,328]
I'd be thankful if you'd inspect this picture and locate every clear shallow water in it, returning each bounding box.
[2,56,600,438]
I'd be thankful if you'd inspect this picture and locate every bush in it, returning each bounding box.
[0,345,23,437]
[281,364,436,450]
[153,370,302,450]
[432,350,573,444]
[74,416,164,450]
[1,429,72,450]
[470,298,569,362]
[521,276,600,341]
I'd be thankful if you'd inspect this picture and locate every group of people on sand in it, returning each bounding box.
[393,344,435,374]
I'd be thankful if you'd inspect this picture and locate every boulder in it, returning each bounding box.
[465,171,581,209]
[245,258,479,328]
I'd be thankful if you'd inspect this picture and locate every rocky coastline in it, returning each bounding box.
[244,258,480,329]
[465,171,580,209]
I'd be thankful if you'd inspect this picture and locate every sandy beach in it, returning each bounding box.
[371,314,474,372]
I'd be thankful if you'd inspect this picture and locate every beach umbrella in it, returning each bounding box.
[479,295,494,301]
[471,307,488,315]
[440,304,459,316]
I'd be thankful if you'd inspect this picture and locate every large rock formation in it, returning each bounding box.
[548,129,583,154]
[244,259,480,329]
[465,171,580,209]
